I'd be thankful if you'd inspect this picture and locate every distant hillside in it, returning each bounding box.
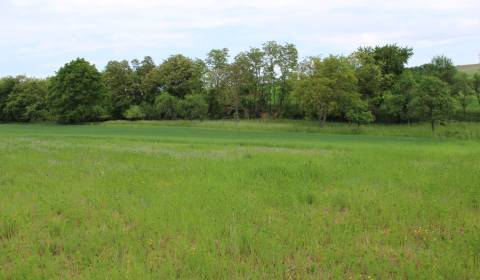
[457,64,480,75]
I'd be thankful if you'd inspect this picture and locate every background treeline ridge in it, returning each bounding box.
[1,42,480,131]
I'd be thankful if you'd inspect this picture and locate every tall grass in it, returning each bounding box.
[0,122,479,278]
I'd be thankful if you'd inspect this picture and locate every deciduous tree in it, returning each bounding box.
[4,78,48,122]
[49,58,106,123]
[103,60,136,119]
[452,72,474,114]
[411,76,457,132]
[156,55,205,98]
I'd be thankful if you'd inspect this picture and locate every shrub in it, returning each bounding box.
[346,98,375,128]
[177,94,208,120]
[3,78,48,122]
[154,92,179,119]
[123,105,146,120]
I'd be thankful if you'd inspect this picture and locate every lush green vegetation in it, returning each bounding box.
[1,121,479,278]
[1,43,480,129]
[1,42,480,278]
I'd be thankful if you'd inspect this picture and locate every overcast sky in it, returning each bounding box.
[1,0,479,77]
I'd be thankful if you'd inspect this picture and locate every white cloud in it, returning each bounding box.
[1,0,479,76]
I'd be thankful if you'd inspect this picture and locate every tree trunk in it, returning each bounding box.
[234,105,239,122]
[431,120,435,134]
[318,112,327,127]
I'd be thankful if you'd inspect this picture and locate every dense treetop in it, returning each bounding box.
[0,42,478,131]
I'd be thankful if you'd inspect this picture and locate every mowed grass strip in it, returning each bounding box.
[1,122,480,279]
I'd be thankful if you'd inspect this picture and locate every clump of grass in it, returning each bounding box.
[0,218,18,241]
[305,193,315,205]
[331,192,349,212]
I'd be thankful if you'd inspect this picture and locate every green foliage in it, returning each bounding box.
[353,45,413,118]
[262,41,299,115]
[452,72,474,114]
[156,55,205,98]
[49,58,106,123]
[295,56,358,125]
[383,70,418,122]
[423,56,458,84]
[205,48,230,118]
[177,94,208,120]
[353,49,385,113]
[131,56,157,103]
[473,73,480,104]
[0,76,22,121]
[4,78,48,122]
[220,53,254,120]
[154,92,179,120]
[411,76,457,132]
[372,44,413,77]
[123,105,146,120]
[2,43,480,124]
[103,60,137,119]
[346,98,375,127]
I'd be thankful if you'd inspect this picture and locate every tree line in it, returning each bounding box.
[1,42,480,131]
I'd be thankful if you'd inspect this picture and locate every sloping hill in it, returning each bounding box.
[457,63,480,75]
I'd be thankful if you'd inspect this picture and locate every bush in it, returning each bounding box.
[177,94,208,120]
[123,105,146,120]
[140,103,157,120]
[0,76,22,121]
[154,92,179,119]
[346,98,375,128]
[3,78,48,122]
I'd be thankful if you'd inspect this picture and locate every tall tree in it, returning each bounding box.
[131,56,156,78]
[131,56,156,103]
[277,43,298,114]
[294,56,359,126]
[205,48,229,90]
[103,60,137,118]
[383,70,418,123]
[205,48,230,117]
[452,72,474,114]
[411,76,457,132]
[353,47,385,114]
[353,45,413,117]
[373,44,413,77]
[222,53,253,120]
[423,56,457,85]
[262,41,298,116]
[473,73,480,104]
[245,47,266,116]
[156,55,204,98]
[49,58,106,123]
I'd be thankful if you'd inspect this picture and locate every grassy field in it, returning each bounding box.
[1,121,480,279]
[457,63,480,75]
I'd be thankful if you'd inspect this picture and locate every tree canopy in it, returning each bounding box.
[0,42,478,128]
[48,58,106,123]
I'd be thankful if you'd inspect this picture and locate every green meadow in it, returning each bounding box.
[458,63,480,76]
[1,121,480,279]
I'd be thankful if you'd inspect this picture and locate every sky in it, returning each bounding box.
[1,0,479,77]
